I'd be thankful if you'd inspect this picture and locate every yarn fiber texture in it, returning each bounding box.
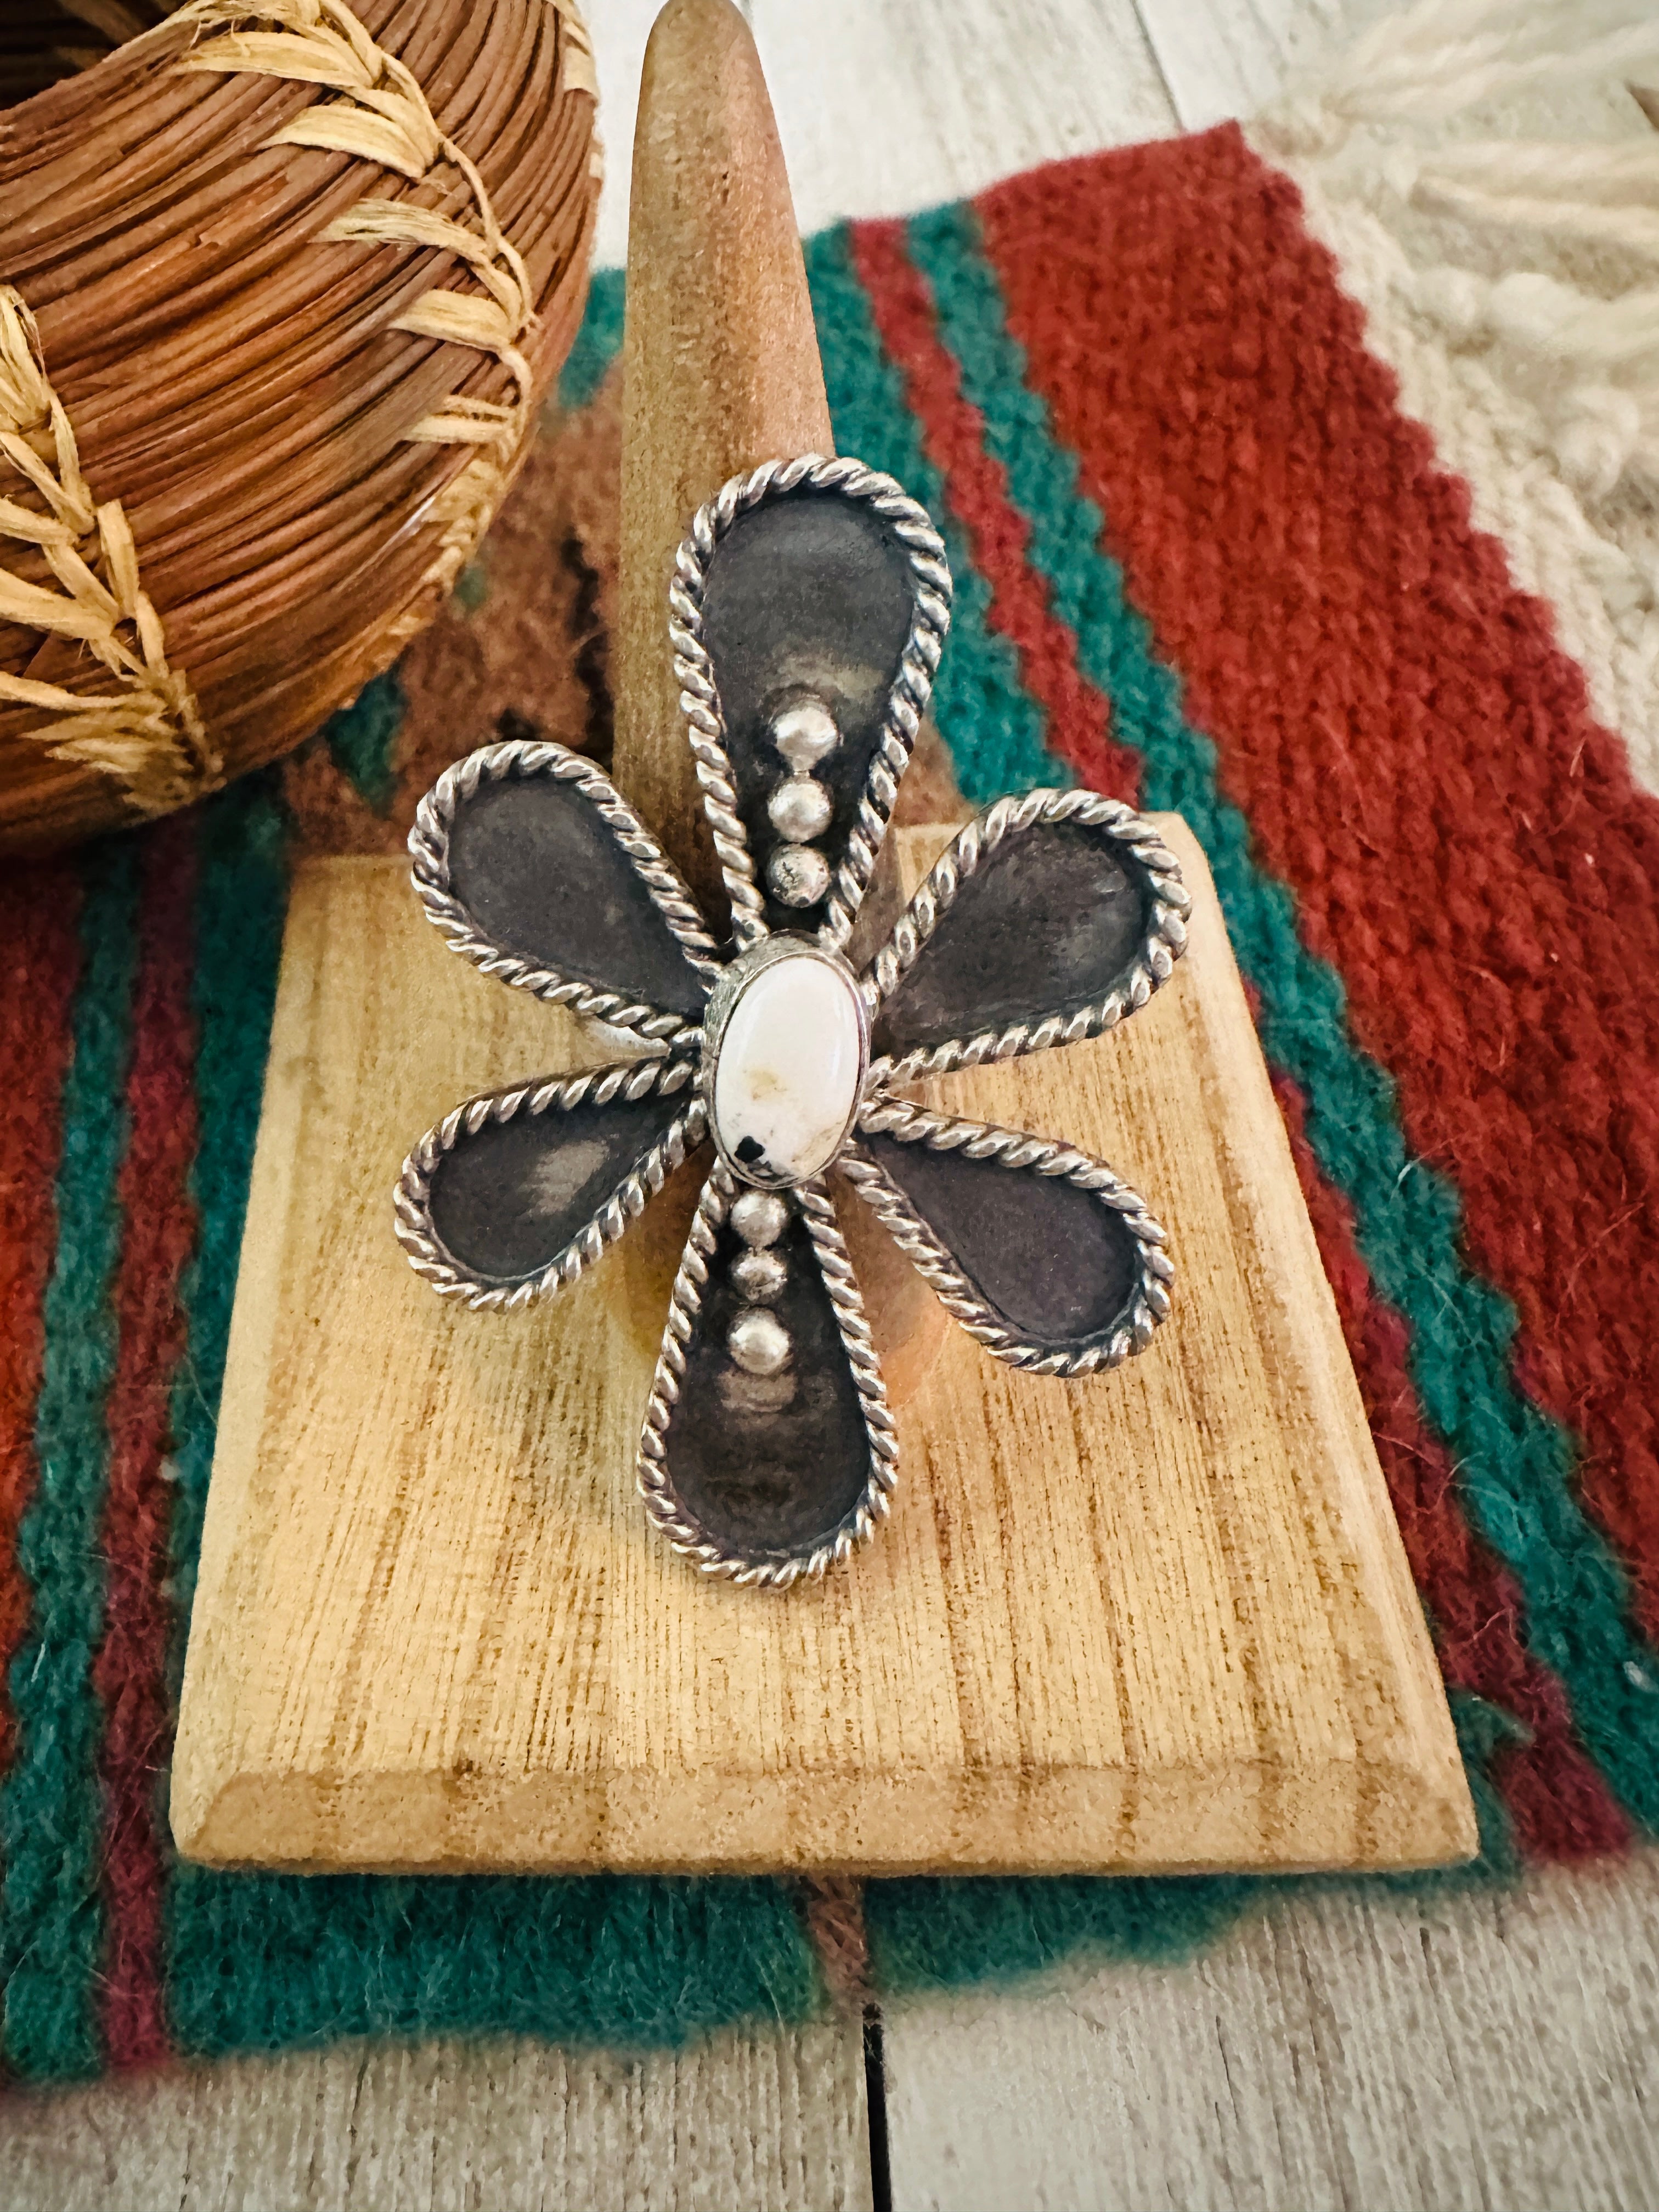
[2,99,1658,2083]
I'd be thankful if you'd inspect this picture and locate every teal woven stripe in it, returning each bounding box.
[558,267,626,411]
[322,669,404,814]
[1,841,142,2079]
[165,779,288,1656]
[160,777,822,2056]
[168,1869,819,2059]
[905,200,1659,1825]
[804,228,1056,804]
[868,1869,1250,1995]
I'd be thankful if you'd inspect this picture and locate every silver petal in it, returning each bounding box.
[409,739,719,1049]
[841,1097,1173,1377]
[668,454,951,953]
[862,789,1190,1087]
[636,1163,898,1587]
[396,1057,705,1311]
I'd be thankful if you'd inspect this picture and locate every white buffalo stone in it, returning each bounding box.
[711,950,864,1187]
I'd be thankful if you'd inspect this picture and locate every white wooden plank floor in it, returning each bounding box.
[583,0,1397,268]
[586,0,1181,269]
[1137,0,1356,129]
[8,3,1656,2208]
[751,0,1176,237]
[883,1853,1659,2212]
[8,1854,1659,2211]
[0,2021,873,2212]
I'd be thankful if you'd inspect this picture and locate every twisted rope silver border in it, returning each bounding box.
[635,1163,899,1589]
[840,1098,1174,1377]
[400,522,1193,1579]
[409,738,719,1048]
[861,789,1190,1087]
[668,453,952,955]
[395,1057,706,1312]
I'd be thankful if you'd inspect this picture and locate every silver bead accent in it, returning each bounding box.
[731,1190,788,1248]
[728,1308,792,1376]
[771,699,839,771]
[768,844,831,907]
[732,1248,788,1304]
[768,774,833,843]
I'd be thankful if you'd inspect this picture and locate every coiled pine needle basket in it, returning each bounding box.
[0,0,600,851]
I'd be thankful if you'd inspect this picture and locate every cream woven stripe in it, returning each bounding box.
[0,288,217,814]
[177,0,586,628]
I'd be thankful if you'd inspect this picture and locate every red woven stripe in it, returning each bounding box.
[92,817,198,2070]
[978,128,1659,1638]
[1272,1063,1628,1858]
[0,864,81,1793]
[849,218,1142,804]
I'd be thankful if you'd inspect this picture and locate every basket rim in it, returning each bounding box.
[1,3,215,135]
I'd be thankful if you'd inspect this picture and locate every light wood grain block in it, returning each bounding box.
[171,817,1474,1875]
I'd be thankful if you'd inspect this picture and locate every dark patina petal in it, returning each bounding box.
[701,489,916,933]
[841,1107,1172,1374]
[397,1062,704,1308]
[867,793,1188,1076]
[411,741,717,1029]
[673,460,950,952]
[638,1173,894,1582]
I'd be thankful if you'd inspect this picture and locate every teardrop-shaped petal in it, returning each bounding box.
[396,1058,706,1310]
[636,1167,896,1586]
[669,455,950,951]
[410,740,720,1044]
[865,791,1189,1084]
[841,1100,1173,1375]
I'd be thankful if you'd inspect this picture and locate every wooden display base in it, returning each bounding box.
[170,820,1476,1875]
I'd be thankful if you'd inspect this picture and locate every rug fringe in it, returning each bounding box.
[1263,0,1659,144]
[1252,0,1659,791]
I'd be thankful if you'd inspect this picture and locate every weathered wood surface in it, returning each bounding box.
[0,2019,872,2212]
[882,1852,1659,2212]
[170,819,1470,1877]
[1133,0,1354,131]
[10,1854,1659,2212]
[751,0,1177,235]
[588,0,1182,270]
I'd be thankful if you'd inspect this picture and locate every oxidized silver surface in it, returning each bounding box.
[862,788,1189,1086]
[410,742,715,1051]
[394,453,1190,1587]
[667,452,951,957]
[839,1100,1173,1378]
[396,1057,704,1312]
[635,1165,899,1584]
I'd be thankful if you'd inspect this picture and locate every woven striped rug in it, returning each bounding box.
[4,12,1658,2084]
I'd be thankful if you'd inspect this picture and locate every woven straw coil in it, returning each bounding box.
[0,0,601,851]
